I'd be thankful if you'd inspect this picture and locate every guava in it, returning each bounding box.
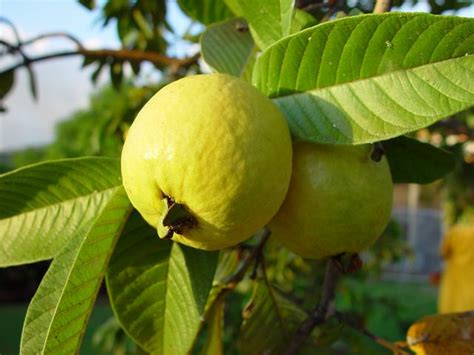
[406,311,474,354]
[269,142,393,259]
[121,73,292,250]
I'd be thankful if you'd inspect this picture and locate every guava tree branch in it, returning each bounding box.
[20,32,84,48]
[1,17,199,73]
[190,229,271,353]
[224,227,271,288]
[0,48,200,75]
[285,257,341,354]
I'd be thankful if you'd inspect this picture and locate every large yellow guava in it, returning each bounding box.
[269,142,393,259]
[121,74,292,250]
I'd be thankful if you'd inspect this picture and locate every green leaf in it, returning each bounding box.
[78,0,96,10]
[82,56,96,68]
[223,0,244,17]
[199,296,225,355]
[110,61,123,89]
[106,212,218,355]
[178,0,234,25]
[253,13,474,144]
[130,61,141,76]
[26,65,38,100]
[236,0,295,49]
[384,136,456,184]
[0,69,15,99]
[214,250,240,282]
[201,250,239,318]
[20,188,131,354]
[0,157,121,267]
[240,279,308,354]
[201,18,256,80]
[91,60,106,84]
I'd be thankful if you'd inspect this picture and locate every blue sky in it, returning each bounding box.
[0,0,194,151]
[0,0,473,151]
[1,1,118,44]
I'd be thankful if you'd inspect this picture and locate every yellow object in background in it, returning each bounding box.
[438,222,474,313]
[406,311,474,355]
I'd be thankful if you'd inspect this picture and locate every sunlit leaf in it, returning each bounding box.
[253,13,474,144]
[20,188,131,354]
[0,157,121,267]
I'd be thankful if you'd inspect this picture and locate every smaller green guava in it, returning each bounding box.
[269,141,393,259]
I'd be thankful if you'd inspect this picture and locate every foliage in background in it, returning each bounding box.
[427,109,474,226]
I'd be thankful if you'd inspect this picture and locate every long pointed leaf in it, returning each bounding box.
[20,187,131,354]
[253,13,474,144]
[0,157,121,267]
[199,296,225,355]
[106,212,218,355]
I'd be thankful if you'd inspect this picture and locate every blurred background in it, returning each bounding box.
[1,0,473,354]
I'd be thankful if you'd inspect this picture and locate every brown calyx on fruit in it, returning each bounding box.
[158,195,198,240]
[333,253,363,273]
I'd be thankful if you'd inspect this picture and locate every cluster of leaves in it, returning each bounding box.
[1,0,473,354]
[80,0,169,85]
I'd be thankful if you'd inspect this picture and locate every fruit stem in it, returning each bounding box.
[371,142,385,162]
[284,258,341,354]
[157,196,197,240]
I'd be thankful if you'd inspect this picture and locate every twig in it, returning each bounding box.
[190,229,271,353]
[0,17,21,45]
[223,228,271,288]
[373,0,392,13]
[371,142,385,162]
[0,39,38,99]
[334,312,410,355]
[0,48,200,74]
[20,32,84,49]
[285,258,341,354]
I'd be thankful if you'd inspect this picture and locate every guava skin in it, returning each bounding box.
[269,142,393,259]
[121,73,293,250]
